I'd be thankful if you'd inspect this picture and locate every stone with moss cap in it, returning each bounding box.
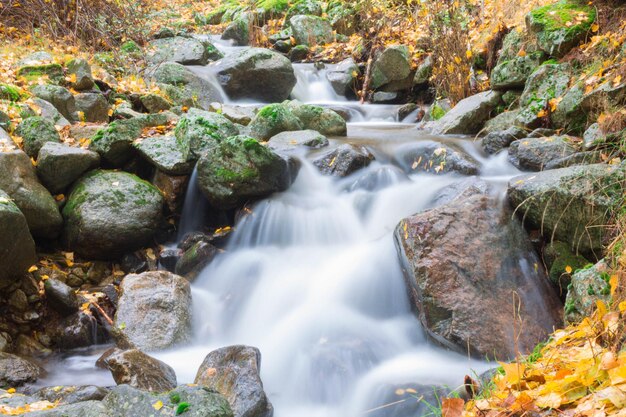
[0,190,36,281]
[289,15,334,47]
[16,63,64,84]
[371,45,411,90]
[564,260,610,324]
[62,170,164,259]
[175,109,240,161]
[526,0,596,58]
[15,116,61,158]
[248,103,303,140]
[197,135,296,209]
[0,84,23,102]
[285,101,347,136]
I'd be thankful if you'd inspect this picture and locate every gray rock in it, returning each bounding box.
[113,271,191,351]
[583,123,605,150]
[481,109,521,135]
[508,163,625,255]
[564,260,610,324]
[0,151,63,239]
[508,135,578,171]
[66,58,94,91]
[520,64,571,110]
[393,141,480,175]
[268,129,328,152]
[551,83,587,134]
[326,58,360,97]
[197,135,294,209]
[15,116,61,158]
[491,51,545,90]
[16,63,64,84]
[147,36,209,65]
[148,62,223,109]
[175,109,239,160]
[371,91,399,103]
[0,192,33,281]
[215,48,296,102]
[44,278,79,316]
[47,310,109,349]
[432,91,502,135]
[24,401,109,417]
[290,15,334,46]
[134,135,194,175]
[413,55,433,85]
[75,93,109,123]
[30,84,76,122]
[289,45,310,62]
[482,127,527,154]
[34,386,109,405]
[209,103,255,126]
[88,119,142,166]
[195,345,273,417]
[223,15,251,46]
[0,352,42,387]
[248,103,303,141]
[140,93,171,113]
[62,170,164,259]
[36,142,100,194]
[102,348,177,392]
[286,101,347,136]
[371,45,411,90]
[31,98,70,127]
[175,241,219,279]
[313,144,374,177]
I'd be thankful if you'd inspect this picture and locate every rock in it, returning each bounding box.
[413,55,433,85]
[0,83,22,101]
[285,0,323,22]
[47,310,109,349]
[371,45,411,90]
[268,129,328,152]
[583,122,605,150]
[175,241,219,279]
[152,170,188,214]
[75,93,109,123]
[520,64,571,111]
[102,348,177,392]
[431,91,502,135]
[289,45,310,62]
[394,186,562,359]
[371,91,399,103]
[481,109,521,135]
[313,144,374,177]
[34,385,109,405]
[326,58,360,97]
[62,170,164,259]
[508,163,625,255]
[0,151,63,239]
[286,101,347,136]
[491,51,546,90]
[36,142,100,194]
[30,84,76,122]
[508,135,578,171]
[0,352,42,386]
[398,103,418,121]
[17,51,53,66]
[0,191,34,280]
[362,384,451,417]
[214,48,296,102]
[146,36,209,65]
[102,384,233,416]
[197,135,294,209]
[290,15,334,46]
[140,93,171,113]
[16,63,64,84]
[393,141,480,175]
[148,62,222,109]
[482,127,527,154]
[502,90,522,107]
[527,128,556,138]
[564,260,610,324]
[248,104,303,140]
[209,103,255,126]
[195,345,273,417]
[134,135,194,175]
[544,150,603,170]
[31,98,70,127]
[543,241,589,294]
[66,58,94,91]
[551,83,587,134]
[15,116,61,158]
[223,15,251,46]
[113,271,191,351]
[89,119,141,166]
[44,278,79,316]
[526,0,596,58]
[175,109,239,160]
[8,289,28,312]
[24,401,109,417]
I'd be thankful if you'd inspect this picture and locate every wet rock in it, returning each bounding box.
[158,248,181,272]
[0,352,43,386]
[36,142,100,194]
[113,271,191,351]
[313,144,374,177]
[248,104,303,141]
[394,186,562,359]
[393,141,480,175]
[371,45,411,90]
[175,241,219,278]
[0,150,62,239]
[209,103,255,126]
[102,348,177,392]
[431,91,502,135]
[481,127,527,154]
[268,130,328,152]
[30,84,76,122]
[62,170,164,259]
[44,278,78,316]
[543,241,589,296]
[15,334,51,357]
[15,116,61,158]
[24,400,109,417]
[508,163,625,255]
[544,150,603,170]
[223,15,252,46]
[34,385,109,405]
[215,48,296,102]
[134,135,193,175]
[0,190,36,280]
[146,36,209,65]
[175,109,239,160]
[152,170,189,214]
[48,310,109,349]
[30,98,70,127]
[66,58,94,91]
[290,15,333,46]
[564,260,610,324]
[491,51,545,90]
[371,91,399,103]
[286,101,347,136]
[195,345,273,417]
[148,62,222,109]
[289,45,310,62]
[326,58,360,97]
[508,135,578,171]
[75,93,109,123]
[197,135,294,209]
[8,289,29,312]
[102,384,233,416]
[413,55,433,85]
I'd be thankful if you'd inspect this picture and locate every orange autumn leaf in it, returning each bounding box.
[442,397,464,417]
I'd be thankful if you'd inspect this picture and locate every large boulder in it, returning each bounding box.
[75,93,109,123]
[248,104,303,141]
[146,36,210,65]
[195,345,273,417]
[113,271,192,351]
[214,48,296,102]
[394,185,562,359]
[15,116,61,157]
[290,15,334,46]
[508,163,625,255]
[36,142,100,194]
[526,0,596,58]
[431,91,502,135]
[197,135,294,209]
[148,62,223,109]
[223,14,252,46]
[0,150,63,239]
[371,45,411,90]
[490,29,546,90]
[102,348,177,392]
[62,170,164,259]
[0,190,36,279]
[89,119,142,166]
[313,143,374,177]
[519,64,571,111]
[30,84,76,122]
[175,109,239,160]
[0,352,43,386]
[564,260,610,324]
[508,135,578,171]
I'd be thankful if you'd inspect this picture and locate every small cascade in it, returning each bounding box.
[291,63,347,103]
[176,166,211,241]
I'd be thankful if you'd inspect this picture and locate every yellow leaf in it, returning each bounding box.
[591,23,599,32]
[565,265,573,274]
[465,50,473,59]
[454,56,462,64]
[619,301,626,312]
[596,299,607,318]
[610,275,619,296]
[153,400,164,410]
[28,265,38,273]
[536,109,547,118]
[536,392,562,409]
[614,75,622,87]
[7,388,15,394]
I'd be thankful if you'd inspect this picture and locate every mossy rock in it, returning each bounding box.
[16,63,64,84]
[564,260,610,324]
[89,119,143,166]
[175,109,239,160]
[248,103,303,140]
[543,241,589,295]
[36,142,100,194]
[371,45,411,90]
[222,16,251,46]
[197,135,295,209]
[526,0,596,58]
[0,84,23,102]
[289,15,334,47]
[285,101,347,136]
[491,51,546,90]
[134,135,194,175]
[15,116,61,158]
[0,190,36,280]
[551,83,588,134]
[520,63,571,108]
[66,58,94,91]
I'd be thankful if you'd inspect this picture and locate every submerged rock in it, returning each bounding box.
[393,141,480,175]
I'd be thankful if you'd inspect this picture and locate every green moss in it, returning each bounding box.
[256,0,289,14]
[0,84,22,102]
[530,1,596,34]
[257,104,283,121]
[121,40,141,53]
[16,63,64,83]
[431,104,446,121]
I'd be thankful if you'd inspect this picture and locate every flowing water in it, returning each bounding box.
[39,41,534,416]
